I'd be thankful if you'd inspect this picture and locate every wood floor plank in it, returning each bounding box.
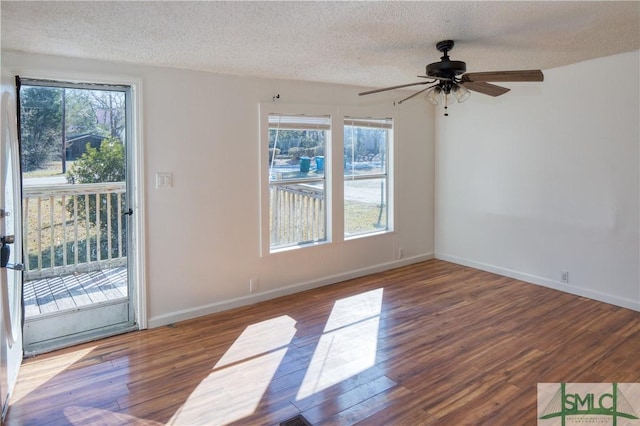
[6,260,640,425]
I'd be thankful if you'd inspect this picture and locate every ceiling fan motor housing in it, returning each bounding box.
[427,40,466,79]
[426,60,466,79]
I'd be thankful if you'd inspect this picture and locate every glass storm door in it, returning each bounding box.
[17,78,137,355]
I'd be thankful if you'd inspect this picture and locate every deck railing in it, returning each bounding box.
[23,182,127,280]
[270,184,325,247]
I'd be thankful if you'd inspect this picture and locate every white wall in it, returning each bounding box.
[436,50,640,311]
[1,51,436,327]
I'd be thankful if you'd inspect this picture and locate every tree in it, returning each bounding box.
[19,86,62,171]
[66,138,126,259]
[269,129,325,155]
[65,89,100,136]
[19,85,127,174]
[90,91,126,141]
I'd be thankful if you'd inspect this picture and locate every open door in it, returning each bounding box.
[0,89,24,420]
[17,78,137,355]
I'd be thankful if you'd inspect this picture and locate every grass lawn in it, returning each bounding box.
[345,200,387,235]
[23,161,75,179]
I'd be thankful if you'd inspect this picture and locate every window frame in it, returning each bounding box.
[259,103,334,255]
[343,116,393,239]
[259,103,395,257]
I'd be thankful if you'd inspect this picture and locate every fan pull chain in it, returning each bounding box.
[444,93,449,117]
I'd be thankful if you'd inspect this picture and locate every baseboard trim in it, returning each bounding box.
[148,252,435,328]
[436,252,640,312]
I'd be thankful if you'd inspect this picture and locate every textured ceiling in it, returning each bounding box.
[1,1,639,90]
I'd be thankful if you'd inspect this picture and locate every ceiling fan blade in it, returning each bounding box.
[462,70,544,83]
[417,75,452,82]
[359,81,429,96]
[461,81,511,97]
[397,84,439,104]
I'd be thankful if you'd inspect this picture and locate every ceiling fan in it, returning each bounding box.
[359,40,544,116]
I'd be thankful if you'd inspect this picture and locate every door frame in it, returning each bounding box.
[14,70,147,335]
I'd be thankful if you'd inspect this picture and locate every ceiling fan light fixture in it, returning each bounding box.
[453,84,471,103]
[426,86,442,105]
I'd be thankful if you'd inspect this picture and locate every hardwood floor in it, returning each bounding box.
[5,260,640,425]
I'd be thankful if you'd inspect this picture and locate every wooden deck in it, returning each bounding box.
[23,267,127,318]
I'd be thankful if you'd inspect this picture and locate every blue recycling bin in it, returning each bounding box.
[300,157,310,173]
[315,156,324,172]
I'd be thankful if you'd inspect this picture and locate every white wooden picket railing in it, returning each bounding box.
[270,183,325,247]
[22,182,127,280]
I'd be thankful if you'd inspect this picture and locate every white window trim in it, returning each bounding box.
[259,103,337,256]
[339,108,395,240]
[258,103,395,257]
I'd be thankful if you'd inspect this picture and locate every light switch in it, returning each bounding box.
[156,172,173,189]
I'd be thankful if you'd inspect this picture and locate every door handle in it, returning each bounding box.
[5,263,24,271]
[123,208,133,217]
[1,235,23,270]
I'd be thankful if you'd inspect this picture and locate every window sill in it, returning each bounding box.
[269,239,330,255]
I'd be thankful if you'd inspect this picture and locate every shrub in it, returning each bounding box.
[268,147,281,162]
[66,138,126,258]
[66,137,124,184]
[288,147,317,160]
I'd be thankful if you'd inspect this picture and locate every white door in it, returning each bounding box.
[0,91,24,420]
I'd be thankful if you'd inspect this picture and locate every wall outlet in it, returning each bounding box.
[249,278,258,293]
[398,248,404,259]
[561,271,569,283]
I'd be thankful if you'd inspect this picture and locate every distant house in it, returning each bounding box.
[65,134,105,160]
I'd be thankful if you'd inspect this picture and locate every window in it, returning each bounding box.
[344,117,391,237]
[267,114,329,251]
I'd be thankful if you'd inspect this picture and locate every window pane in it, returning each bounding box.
[268,114,329,250]
[344,178,387,237]
[269,114,327,182]
[344,120,389,177]
[344,117,391,238]
[270,181,325,248]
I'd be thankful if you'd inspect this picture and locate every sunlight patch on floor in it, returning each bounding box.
[11,346,96,403]
[169,315,297,425]
[296,288,383,400]
[64,405,163,425]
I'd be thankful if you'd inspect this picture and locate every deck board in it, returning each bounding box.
[23,267,127,318]
[65,274,94,307]
[22,281,40,318]
[32,279,58,314]
[104,268,128,296]
[47,276,76,311]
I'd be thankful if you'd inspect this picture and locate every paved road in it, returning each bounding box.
[23,176,67,186]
